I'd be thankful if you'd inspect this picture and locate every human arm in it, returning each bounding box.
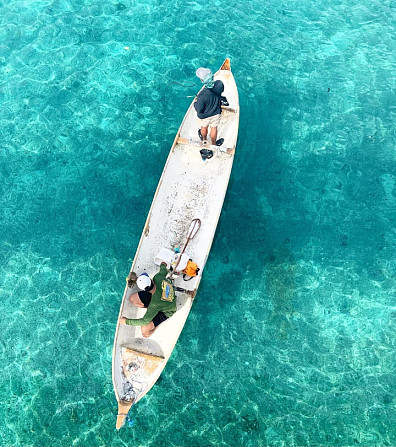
[214,80,224,95]
[194,93,206,115]
[125,304,159,326]
[153,263,168,285]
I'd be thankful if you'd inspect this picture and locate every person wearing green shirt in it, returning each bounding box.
[118,263,176,338]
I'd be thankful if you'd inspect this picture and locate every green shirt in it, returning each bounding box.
[125,264,176,326]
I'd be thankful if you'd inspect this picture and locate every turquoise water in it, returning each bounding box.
[0,0,395,445]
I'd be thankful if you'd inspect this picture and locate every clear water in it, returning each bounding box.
[0,0,395,445]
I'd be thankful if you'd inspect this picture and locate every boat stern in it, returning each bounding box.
[116,400,134,430]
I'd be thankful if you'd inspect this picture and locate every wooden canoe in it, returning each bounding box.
[112,58,239,429]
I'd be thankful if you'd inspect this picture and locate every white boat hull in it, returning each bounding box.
[112,59,239,428]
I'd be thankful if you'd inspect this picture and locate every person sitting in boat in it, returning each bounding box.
[194,67,228,147]
[118,263,176,338]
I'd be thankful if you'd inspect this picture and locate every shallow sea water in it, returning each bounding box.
[1,0,395,446]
